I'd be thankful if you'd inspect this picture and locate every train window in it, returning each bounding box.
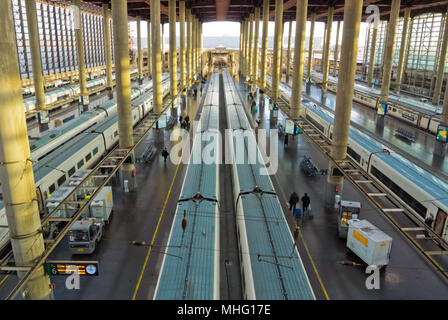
[85,153,92,162]
[347,146,361,163]
[30,145,37,151]
[93,147,99,156]
[114,131,118,137]
[77,159,84,169]
[68,167,76,177]
[49,184,56,194]
[392,108,396,112]
[57,175,66,186]
[371,166,426,218]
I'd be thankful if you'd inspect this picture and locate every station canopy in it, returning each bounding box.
[82,0,448,23]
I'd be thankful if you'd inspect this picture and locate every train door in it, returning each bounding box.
[434,209,447,238]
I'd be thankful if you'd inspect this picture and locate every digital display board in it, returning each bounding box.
[436,125,448,142]
[156,114,167,129]
[45,261,99,276]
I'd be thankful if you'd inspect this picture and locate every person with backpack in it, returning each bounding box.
[289,191,299,213]
[301,193,311,215]
[161,147,169,162]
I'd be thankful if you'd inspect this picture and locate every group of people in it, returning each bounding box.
[289,192,311,216]
[179,114,191,131]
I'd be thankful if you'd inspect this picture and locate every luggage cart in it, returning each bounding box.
[300,156,319,177]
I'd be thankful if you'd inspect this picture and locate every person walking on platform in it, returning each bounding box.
[284,134,289,147]
[289,191,299,213]
[179,115,183,124]
[301,193,311,215]
[185,115,190,124]
[161,147,169,162]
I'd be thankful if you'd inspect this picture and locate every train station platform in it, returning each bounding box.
[234,74,448,299]
[276,77,448,180]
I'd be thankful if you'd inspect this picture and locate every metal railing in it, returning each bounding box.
[5,84,186,300]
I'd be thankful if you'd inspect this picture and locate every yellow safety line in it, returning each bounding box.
[273,175,330,300]
[0,275,9,287]
[132,162,182,300]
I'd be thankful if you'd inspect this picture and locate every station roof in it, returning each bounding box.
[82,0,448,23]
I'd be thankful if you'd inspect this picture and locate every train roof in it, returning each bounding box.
[240,193,315,299]
[155,200,218,299]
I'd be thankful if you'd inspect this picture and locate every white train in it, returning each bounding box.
[309,71,442,135]
[22,68,140,114]
[0,79,171,256]
[224,70,315,300]
[299,100,448,241]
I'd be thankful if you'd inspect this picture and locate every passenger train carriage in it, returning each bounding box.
[0,77,172,255]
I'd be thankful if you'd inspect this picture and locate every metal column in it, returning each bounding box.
[322,5,334,92]
[290,0,308,119]
[253,8,260,85]
[248,13,254,82]
[307,12,316,80]
[180,1,186,88]
[286,21,293,83]
[25,0,48,130]
[147,20,152,79]
[187,9,192,85]
[169,0,177,99]
[74,0,89,111]
[395,7,411,94]
[379,0,401,104]
[137,16,143,83]
[432,9,448,105]
[327,0,363,205]
[333,20,341,77]
[260,0,269,89]
[243,19,248,77]
[0,0,51,300]
[152,0,164,111]
[161,24,165,72]
[272,0,283,100]
[103,4,113,97]
[367,24,378,87]
[112,0,136,190]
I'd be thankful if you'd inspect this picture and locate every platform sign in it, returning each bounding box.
[377,103,388,115]
[38,110,50,124]
[156,114,167,129]
[285,119,295,135]
[436,125,448,142]
[45,261,99,276]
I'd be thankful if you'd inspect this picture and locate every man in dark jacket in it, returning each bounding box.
[289,192,299,213]
[301,193,311,214]
[161,148,169,162]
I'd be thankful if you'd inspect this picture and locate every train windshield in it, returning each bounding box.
[69,230,89,242]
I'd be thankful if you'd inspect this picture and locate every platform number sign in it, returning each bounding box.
[436,125,448,143]
[45,261,99,276]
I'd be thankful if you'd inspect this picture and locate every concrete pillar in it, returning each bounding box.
[147,20,152,79]
[161,24,165,72]
[395,7,411,94]
[272,0,283,100]
[103,4,113,97]
[74,0,88,111]
[433,10,448,105]
[0,0,51,300]
[199,22,203,77]
[379,0,401,104]
[362,23,371,78]
[290,0,308,119]
[260,0,269,89]
[327,0,363,206]
[248,14,254,81]
[322,6,334,91]
[180,1,186,88]
[367,25,378,87]
[169,0,177,99]
[151,0,164,113]
[243,19,248,77]
[137,16,143,83]
[25,0,48,130]
[187,9,192,85]
[279,22,284,82]
[333,20,341,77]
[112,0,136,191]
[194,17,198,78]
[239,21,243,74]
[307,12,316,80]
[286,21,293,83]
[252,8,260,84]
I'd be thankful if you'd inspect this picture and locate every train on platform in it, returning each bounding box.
[154,70,220,300]
[22,68,140,114]
[29,74,170,161]
[0,77,172,257]
[290,95,448,241]
[309,71,442,135]
[224,69,316,300]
